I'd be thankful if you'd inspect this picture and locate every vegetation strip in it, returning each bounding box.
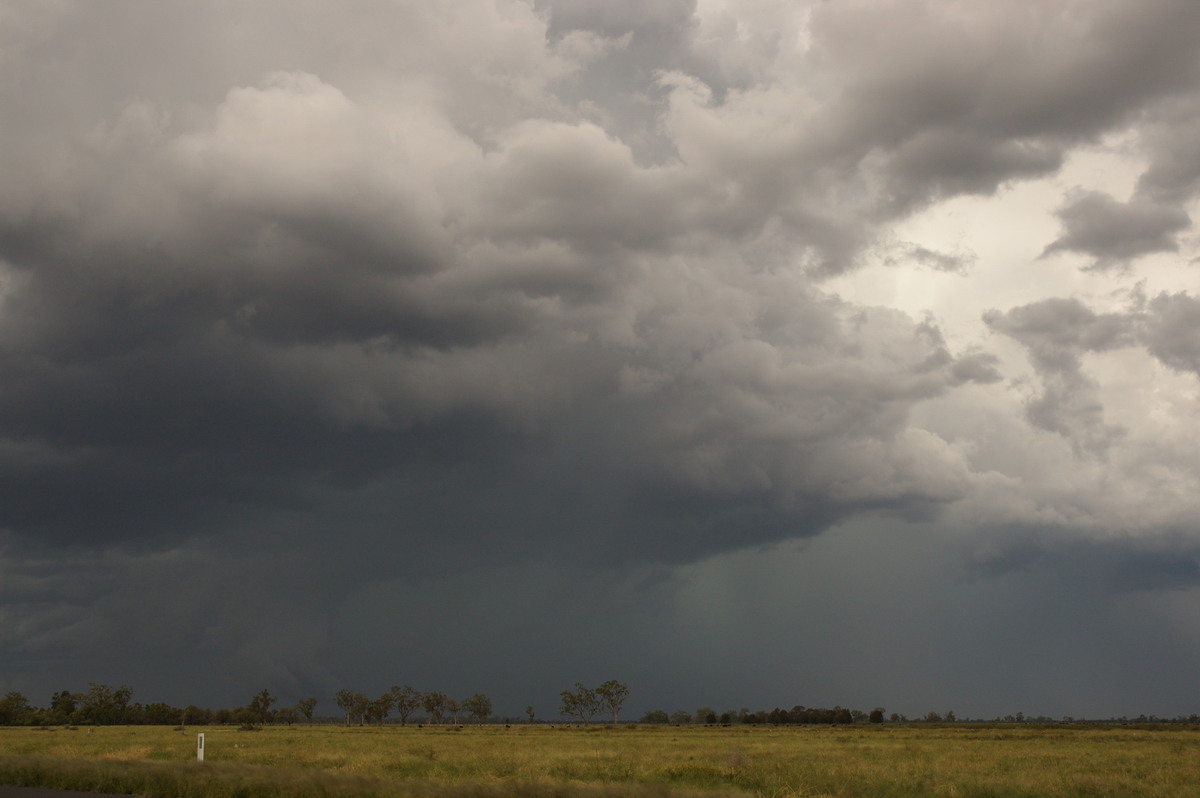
[3,723,1200,798]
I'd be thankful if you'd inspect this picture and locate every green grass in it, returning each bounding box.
[1,723,1199,798]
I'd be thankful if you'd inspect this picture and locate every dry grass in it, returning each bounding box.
[1,723,1198,797]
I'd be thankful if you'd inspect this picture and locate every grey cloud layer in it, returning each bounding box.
[1,0,1197,570]
[2,0,1200,710]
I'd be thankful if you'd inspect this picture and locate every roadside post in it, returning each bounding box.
[197,733,205,761]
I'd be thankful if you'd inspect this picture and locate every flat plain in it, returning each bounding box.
[1,723,1198,798]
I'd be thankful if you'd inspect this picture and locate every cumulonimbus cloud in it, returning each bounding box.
[2,0,1200,708]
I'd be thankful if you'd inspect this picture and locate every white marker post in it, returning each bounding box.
[197,733,205,761]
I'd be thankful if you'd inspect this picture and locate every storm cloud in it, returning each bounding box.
[2,0,1200,720]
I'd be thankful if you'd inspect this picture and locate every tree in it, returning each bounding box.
[351,692,371,725]
[248,689,276,725]
[390,686,420,726]
[50,690,77,717]
[77,683,132,725]
[335,689,360,726]
[296,697,317,723]
[462,693,492,724]
[446,698,460,724]
[367,692,394,724]
[559,683,600,725]
[669,710,691,725]
[140,702,179,725]
[183,705,210,726]
[525,705,536,724]
[422,691,447,724]
[594,680,630,724]
[0,692,31,726]
[276,706,299,726]
[868,708,885,724]
[641,709,669,724]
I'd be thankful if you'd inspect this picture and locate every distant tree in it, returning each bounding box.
[594,680,630,723]
[368,692,394,724]
[296,697,318,723]
[869,708,885,724]
[50,690,77,717]
[391,686,421,726]
[77,683,132,725]
[276,706,299,726]
[669,710,692,725]
[641,709,669,724]
[944,710,957,722]
[923,711,943,723]
[0,692,31,726]
[446,698,460,724]
[694,707,716,725]
[462,693,492,724]
[335,689,360,726]
[184,705,211,726]
[525,705,536,724]
[422,691,448,725]
[248,689,276,725]
[718,712,733,724]
[140,702,179,725]
[559,684,600,724]
[351,693,371,725]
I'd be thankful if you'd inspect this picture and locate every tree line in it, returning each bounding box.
[5,683,1199,727]
[332,687,495,726]
[0,685,320,728]
[636,705,861,725]
[0,684,498,728]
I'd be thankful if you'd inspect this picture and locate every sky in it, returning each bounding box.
[2,0,1200,722]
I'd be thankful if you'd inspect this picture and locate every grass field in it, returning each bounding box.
[1,723,1199,798]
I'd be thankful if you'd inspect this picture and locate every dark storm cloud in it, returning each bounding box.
[1142,292,1200,375]
[1136,95,1200,206]
[1042,190,1192,270]
[3,0,1200,714]
[985,299,1132,456]
[619,0,1200,275]
[807,0,1200,216]
[0,4,1003,561]
[984,290,1200,461]
[983,298,1135,371]
[960,530,1200,605]
[988,291,1200,381]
